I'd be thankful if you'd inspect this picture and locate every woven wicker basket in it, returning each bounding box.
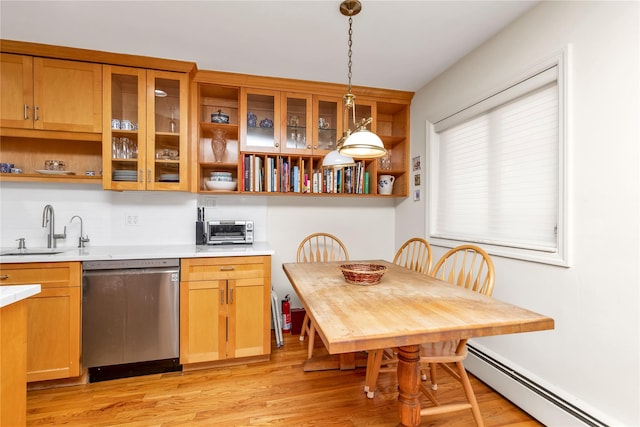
[339,263,387,285]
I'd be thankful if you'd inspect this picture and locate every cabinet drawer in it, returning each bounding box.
[181,256,270,282]
[0,262,81,288]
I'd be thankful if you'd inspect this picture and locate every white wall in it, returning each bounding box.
[402,1,639,425]
[0,182,396,309]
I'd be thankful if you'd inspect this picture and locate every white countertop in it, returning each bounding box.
[0,242,274,264]
[0,284,41,308]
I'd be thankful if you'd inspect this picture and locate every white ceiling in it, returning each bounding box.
[0,1,538,92]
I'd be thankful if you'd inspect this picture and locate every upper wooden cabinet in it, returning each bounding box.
[0,53,102,132]
[102,66,189,191]
[0,39,196,186]
[192,70,413,197]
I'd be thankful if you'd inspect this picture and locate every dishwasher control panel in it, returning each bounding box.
[83,258,179,271]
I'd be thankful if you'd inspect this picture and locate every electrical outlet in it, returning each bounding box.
[125,214,140,226]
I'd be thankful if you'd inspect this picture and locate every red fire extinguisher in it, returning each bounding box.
[281,294,291,333]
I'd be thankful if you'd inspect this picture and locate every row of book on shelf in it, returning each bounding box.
[242,154,371,194]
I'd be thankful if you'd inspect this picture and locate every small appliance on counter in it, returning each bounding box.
[195,207,254,245]
[206,220,253,245]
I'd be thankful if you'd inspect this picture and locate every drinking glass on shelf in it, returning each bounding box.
[112,137,121,159]
[120,137,131,159]
[169,107,177,133]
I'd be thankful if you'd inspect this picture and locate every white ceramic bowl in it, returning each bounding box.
[205,180,237,191]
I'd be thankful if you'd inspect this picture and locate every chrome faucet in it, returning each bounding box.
[42,204,66,248]
[70,215,90,248]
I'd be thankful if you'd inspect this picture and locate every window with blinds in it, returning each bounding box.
[428,58,568,266]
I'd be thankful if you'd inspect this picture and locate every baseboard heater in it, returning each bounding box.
[466,344,609,427]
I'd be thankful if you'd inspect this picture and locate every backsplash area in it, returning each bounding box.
[0,183,268,248]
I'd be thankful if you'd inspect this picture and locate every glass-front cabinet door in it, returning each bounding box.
[281,93,312,154]
[103,65,146,191]
[102,66,188,191]
[240,88,281,154]
[146,70,188,191]
[312,95,342,155]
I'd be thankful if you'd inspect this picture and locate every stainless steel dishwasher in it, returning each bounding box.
[82,258,180,382]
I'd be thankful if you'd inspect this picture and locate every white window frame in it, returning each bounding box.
[427,48,570,267]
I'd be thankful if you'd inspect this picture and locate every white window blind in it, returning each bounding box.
[432,66,560,252]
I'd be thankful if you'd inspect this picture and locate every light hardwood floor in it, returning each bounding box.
[27,332,542,426]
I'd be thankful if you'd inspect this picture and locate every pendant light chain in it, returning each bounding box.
[346,15,356,127]
[347,16,353,94]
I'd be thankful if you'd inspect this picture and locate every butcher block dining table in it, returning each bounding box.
[282,260,554,427]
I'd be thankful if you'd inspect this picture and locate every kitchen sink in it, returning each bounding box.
[0,248,66,256]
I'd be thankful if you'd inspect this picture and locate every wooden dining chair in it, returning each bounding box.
[392,237,433,275]
[296,233,349,359]
[418,244,495,426]
[364,237,433,398]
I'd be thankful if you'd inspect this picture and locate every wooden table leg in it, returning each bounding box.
[396,345,421,427]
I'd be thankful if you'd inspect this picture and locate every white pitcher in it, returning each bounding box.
[378,175,395,195]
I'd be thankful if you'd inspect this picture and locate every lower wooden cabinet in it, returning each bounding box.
[180,256,271,365]
[1,296,28,426]
[0,262,81,382]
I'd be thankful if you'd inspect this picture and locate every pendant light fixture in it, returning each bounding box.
[332,0,386,163]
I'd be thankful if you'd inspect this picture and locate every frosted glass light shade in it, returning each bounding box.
[322,150,356,167]
[339,130,386,158]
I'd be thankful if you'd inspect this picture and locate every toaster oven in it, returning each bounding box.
[206,220,253,245]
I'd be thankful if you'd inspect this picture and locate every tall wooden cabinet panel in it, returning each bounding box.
[0,53,102,132]
[192,83,240,192]
[0,262,81,382]
[180,256,271,366]
[102,66,189,191]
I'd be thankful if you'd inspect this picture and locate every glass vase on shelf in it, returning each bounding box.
[379,149,392,170]
[211,128,227,162]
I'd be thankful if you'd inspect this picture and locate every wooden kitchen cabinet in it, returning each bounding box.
[179,256,271,366]
[1,39,196,186]
[0,262,81,382]
[1,294,29,426]
[192,69,413,197]
[102,65,189,191]
[0,53,102,132]
[191,83,241,192]
[0,53,103,184]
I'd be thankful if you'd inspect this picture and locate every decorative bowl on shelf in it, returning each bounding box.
[210,171,233,182]
[205,180,237,191]
[339,263,387,285]
[210,109,229,124]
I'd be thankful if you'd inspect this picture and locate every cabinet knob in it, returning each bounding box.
[34,106,40,121]
[139,170,144,183]
[219,266,235,271]
[275,143,280,148]
[24,104,29,120]
[0,275,9,280]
